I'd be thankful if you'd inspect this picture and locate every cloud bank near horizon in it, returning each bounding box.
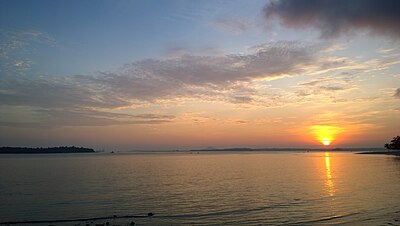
[1,41,356,127]
[0,39,398,129]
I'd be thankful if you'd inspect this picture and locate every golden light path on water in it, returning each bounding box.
[324,152,335,197]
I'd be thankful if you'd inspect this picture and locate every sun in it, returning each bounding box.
[322,137,331,146]
[310,125,341,146]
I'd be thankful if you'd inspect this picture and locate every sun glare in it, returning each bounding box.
[322,137,331,146]
[311,125,341,146]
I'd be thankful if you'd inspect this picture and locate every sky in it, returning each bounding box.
[0,0,399,150]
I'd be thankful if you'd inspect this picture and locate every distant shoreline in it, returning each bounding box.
[0,146,95,154]
[1,146,393,155]
[189,147,385,152]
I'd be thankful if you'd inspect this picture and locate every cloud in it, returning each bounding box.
[0,29,56,74]
[164,46,223,59]
[0,75,130,108]
[395,88,400,98]
[0,41,360,127]
[295,76,354,97]
[264,0,400,39]
[1,41,328,109]
[213,18,253,35]
[0,108,174,128]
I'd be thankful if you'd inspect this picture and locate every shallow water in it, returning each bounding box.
[1,151,400,225]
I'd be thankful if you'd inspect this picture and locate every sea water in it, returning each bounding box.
[0,151,399,225]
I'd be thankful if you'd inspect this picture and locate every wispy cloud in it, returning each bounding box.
[0,29,56,74]
[0,108,174,128]
[264,0,400,39]
[296,76,354,97]
[212,17,253,35]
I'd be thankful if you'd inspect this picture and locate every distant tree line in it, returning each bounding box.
[384,136,400,150]
[0,146,95,154]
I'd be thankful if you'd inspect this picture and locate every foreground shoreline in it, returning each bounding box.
[0,213,153,225]
[357,150,400,156]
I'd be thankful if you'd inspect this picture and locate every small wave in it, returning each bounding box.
[0,200,307,225]
[159,200,306,219]
[285,212,360,225]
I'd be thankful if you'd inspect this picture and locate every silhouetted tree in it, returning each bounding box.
[0,146,95,154]
[384,136,400,150]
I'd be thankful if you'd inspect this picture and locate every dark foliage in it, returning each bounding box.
[0,146,95,154]
[384,136,400,150]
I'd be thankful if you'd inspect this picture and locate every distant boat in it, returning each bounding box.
[111,151,114,154]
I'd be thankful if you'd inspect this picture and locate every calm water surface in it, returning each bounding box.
[1,151,400,225]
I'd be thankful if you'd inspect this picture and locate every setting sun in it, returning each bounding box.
[322,137,331,146]
[311,126,341,146]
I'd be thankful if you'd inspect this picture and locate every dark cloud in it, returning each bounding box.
[264,0,400,39]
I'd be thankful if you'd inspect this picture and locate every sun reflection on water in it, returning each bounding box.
[324,152,335,197]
